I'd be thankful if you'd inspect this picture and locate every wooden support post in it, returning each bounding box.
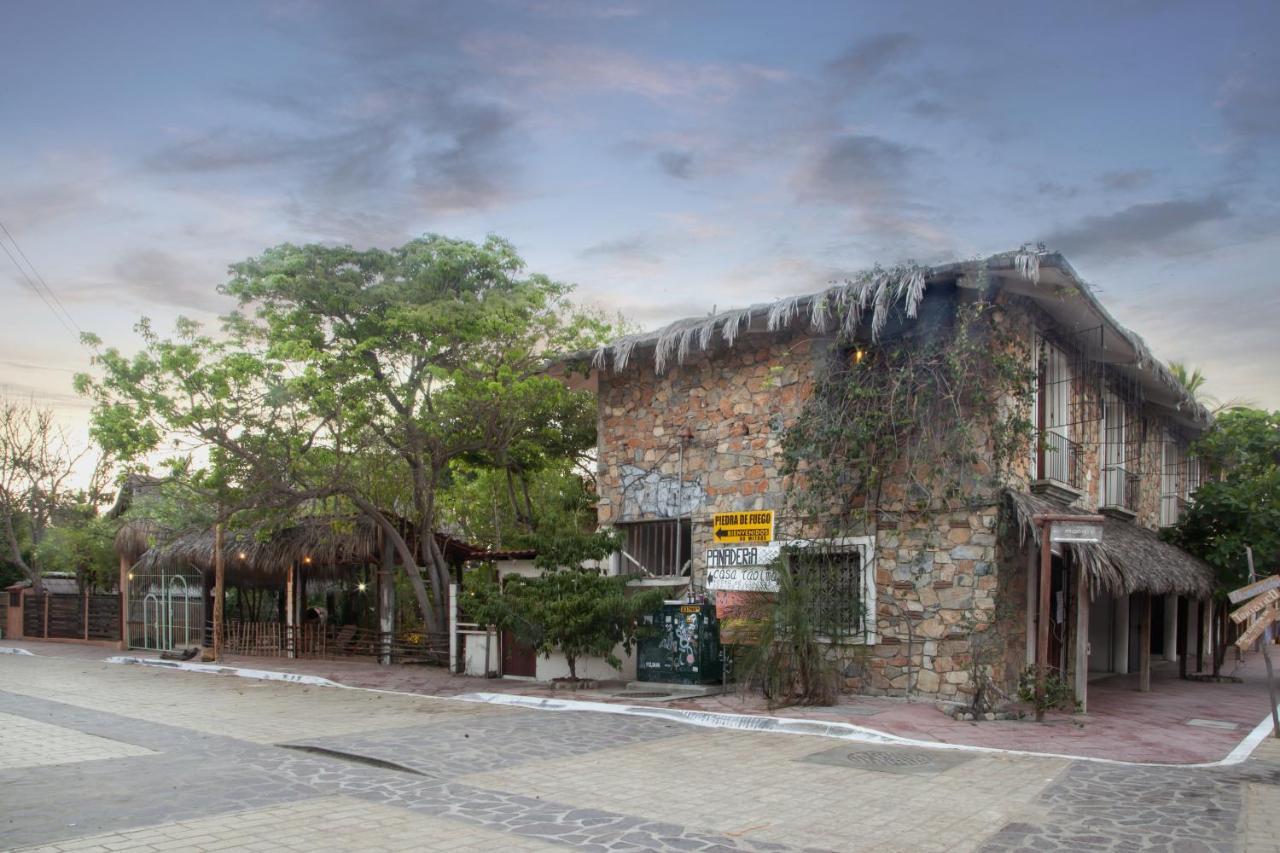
[1139,592,1152,692]
[1177,596,1188,679]
[285,564,295,660]
[82,590,89,641]
[1196,600,1205,673]
[118,554,130,650]
[213,523,225,661]
[1074,563,1089,712]
[1036,520,1052,720]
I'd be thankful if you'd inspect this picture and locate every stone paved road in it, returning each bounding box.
[1,653,1278,852]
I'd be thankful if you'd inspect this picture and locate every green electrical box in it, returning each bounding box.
[637,601,723,685]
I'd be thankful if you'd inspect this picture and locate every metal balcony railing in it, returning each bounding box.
[1101,465,1139,513]
[1036,430,1083,491]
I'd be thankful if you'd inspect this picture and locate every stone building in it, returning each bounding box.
[579,250,1217,706]
[573,249,1218,701]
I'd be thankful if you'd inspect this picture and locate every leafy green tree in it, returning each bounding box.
[78,235,609,632]
[36,513,117,592]
[466,530,662,680]
[1169,408,1280,592]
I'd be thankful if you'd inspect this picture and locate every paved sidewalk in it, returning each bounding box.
[6,638,1278,764]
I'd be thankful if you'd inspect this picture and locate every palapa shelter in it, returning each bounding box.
[114,515,533,662]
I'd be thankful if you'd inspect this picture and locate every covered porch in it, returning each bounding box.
[1009,492,1218,713]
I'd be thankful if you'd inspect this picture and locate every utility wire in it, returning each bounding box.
[0,219,82,337]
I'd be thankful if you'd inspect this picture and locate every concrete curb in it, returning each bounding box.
[105,655,341,687]
[104,654,1280,769]
[0,646,35,656]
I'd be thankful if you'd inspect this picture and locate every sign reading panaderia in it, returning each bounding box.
[705,542,782,591]
[1050,520,1104,544]
[705,543,781,568]
[711,510,775,544]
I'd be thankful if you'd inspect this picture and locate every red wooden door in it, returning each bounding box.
[501,630,537,677]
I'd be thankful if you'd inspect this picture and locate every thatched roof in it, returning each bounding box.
[575,248,1211,430]
[116,516,536,588]
[125,517,381,587]
[1007,491,1214,598]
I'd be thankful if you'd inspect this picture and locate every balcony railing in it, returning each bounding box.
[1101,465,1140,514]
[1036,430,1083,491]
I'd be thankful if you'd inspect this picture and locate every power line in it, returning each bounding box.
[0,219,82,337]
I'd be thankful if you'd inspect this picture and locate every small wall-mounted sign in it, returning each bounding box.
[705,543,781,568]
[705,565,780,592]
[1049,520,1104,544]
[711,510,775,544]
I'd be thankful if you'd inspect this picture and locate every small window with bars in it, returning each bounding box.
[8,590,20,608]
[786,545,866,640]
[616,519,691,576]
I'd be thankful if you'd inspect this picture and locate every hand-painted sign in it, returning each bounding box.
[1229,574,1280,605]
[705,565,780,592]
[1235,605,1278,649]
[705,543,781,569]
[1230,588,1280,624]
[1050,520,1104,544]
[711,510,775,544]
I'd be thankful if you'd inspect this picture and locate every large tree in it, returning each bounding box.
[1169,408,1280,591]
[78,235,607,632]
[0,398,101,594]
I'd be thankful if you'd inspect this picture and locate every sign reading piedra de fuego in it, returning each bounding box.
[706,511,779,592]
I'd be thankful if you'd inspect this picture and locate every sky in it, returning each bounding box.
[3,0,1279,454]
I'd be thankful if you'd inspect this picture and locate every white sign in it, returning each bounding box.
[1050,521,1104,544]
[705,544,781,569]
[705,565,780,592]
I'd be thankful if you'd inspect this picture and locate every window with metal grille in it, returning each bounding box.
[1185,455,1202,500]
[787,545,865,639]
[616,519,691,576]
[1160,430,1182,527]
[1034,336,1080,487]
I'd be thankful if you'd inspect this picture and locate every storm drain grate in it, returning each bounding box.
[844,751,934,768]
[613,691,675,699]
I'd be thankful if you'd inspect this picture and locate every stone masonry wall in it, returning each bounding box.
[596,317,1011,701]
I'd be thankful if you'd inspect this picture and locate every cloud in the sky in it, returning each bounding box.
[1098,169,1156,192]
[794,134,923,204]
[1044,196,1232,260]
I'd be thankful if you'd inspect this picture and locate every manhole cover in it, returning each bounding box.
[613,691,674,699]
[844,751,934,768]
[800,744,971,775]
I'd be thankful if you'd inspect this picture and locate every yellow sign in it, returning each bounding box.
[711,511,775,544]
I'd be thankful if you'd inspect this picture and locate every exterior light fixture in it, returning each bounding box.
[853,348,866,365]
[127,572,133,580]
[238,552,247,560]
[303,556,312,564]
[357,582,367,592]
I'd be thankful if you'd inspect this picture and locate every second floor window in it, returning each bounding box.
[1035,336,1079,487]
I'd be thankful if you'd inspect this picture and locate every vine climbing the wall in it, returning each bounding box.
[779,274,1037,534]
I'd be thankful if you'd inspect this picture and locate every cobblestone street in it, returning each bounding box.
[2,652,1278,852]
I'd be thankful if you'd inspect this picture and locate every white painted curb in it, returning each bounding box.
[104,655,1280,769]
[0,646,35,656]
[105,655,340,687]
